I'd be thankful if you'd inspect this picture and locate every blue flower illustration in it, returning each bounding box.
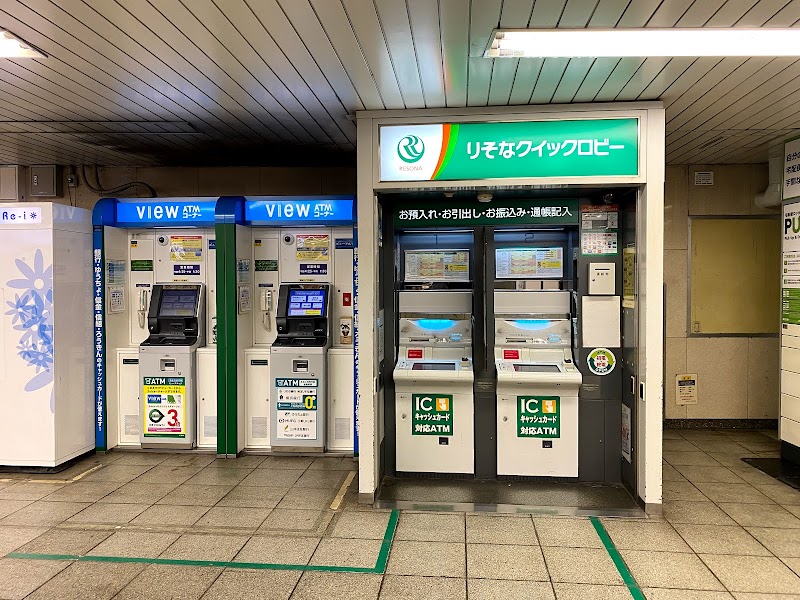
[7,250,55,410]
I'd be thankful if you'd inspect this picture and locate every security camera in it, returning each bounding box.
[477,193,493,203]
[602,193,614,204]
[282,234,294,244]
[157,235,168,246]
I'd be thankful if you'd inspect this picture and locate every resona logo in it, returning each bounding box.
[397,135,425,163]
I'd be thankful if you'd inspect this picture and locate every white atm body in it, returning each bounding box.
[393,291,474,474]
[494,291,582,477]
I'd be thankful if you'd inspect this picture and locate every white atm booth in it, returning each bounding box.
[214,196,356,456]
[92,198,218,453]
[494,291,582,477]
[393,291,475,474]
[0,203,94,468]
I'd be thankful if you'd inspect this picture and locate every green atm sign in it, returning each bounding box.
[517,396,560,438]
[380,118,639,182]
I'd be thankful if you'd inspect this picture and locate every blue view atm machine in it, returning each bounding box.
[139,283,205,449]
[270,283,331,452]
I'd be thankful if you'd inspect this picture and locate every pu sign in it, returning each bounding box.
[379,118,639,182]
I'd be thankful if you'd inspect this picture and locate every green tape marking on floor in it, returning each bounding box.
[5,509,401,575]
[590,516,646,600]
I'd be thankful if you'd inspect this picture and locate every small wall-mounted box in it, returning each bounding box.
[29,165,63,197]
[588,262,615,295]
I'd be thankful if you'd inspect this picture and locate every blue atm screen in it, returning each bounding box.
[288,289,326,317]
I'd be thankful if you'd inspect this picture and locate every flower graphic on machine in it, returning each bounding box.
[5,249,55,410]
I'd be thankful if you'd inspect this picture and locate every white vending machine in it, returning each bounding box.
[494,291,582,477]
[0,203,94,468]
[393,291,474,474]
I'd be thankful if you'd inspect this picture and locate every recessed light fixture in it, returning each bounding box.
[0,29,46,58]
[486,28,800,58]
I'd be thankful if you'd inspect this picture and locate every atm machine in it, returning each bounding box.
[270,283,331,452]
[393,291,474,474]
[139,283,205,449]
[494,290,582,477]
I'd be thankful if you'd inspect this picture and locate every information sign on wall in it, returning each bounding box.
[783,200,800,326]
[380,118,639,182]
[784,136,800,201]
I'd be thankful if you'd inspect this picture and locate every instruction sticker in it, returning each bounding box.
[587,348,616,375]
[339,317,353,345]
[107,285,125,314]
[170,235,203,262]
[299,263,327,276]
[143,377,186,438]
[131,259,153,272]
[621,404,632,462]
[236,258,251,284]
[173,264,200,276]
[296,234,330,262]
[676,374,698,405]
[255,259,278,272]
[517,396,559,438]
[275,378,318,440]
[105,260,126,285]
[412,394,453,436]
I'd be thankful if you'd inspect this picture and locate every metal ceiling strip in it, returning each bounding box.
[373,0,426,108]
[439,0,470,107]
[404,0,446,108]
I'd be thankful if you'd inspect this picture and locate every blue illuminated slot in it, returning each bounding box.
[509,319,552,331]
[414,319,456,331]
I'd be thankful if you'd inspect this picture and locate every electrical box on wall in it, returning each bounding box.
[588,263,615,295]
[29,165,63,197]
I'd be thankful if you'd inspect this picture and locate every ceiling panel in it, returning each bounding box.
[0,0,796,165]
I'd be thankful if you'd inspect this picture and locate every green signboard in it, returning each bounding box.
[380,118,639,182]
[255,259,278,272]
[412,393,453,436]
[394,199,579,228]
[517,396,560,438]
[783,288,800,325]
[130,259,153,272]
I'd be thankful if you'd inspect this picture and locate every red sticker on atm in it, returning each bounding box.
[503,349,520,360]
[407,349,423,359]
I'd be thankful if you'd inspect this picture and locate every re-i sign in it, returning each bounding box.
[379,118,639,182]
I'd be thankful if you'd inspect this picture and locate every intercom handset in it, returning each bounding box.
[137,288,150,329]
[260,289,273,331]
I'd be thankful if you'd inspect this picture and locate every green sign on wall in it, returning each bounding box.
[393,198,579,228]
[517,396,560,438]
[380,118,639,182]
[412,393,453,436]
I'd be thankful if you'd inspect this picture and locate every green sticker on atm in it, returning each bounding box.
[255,260,278,272]
[131,259,153,272]
[412,393,453,436]
[517,396,560,438]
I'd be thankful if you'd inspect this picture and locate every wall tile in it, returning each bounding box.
[135,167,199,198]
[198,167,260,196]
[686,338,749,419]
[320,167,357,194]
[664,165,688,250]
[665,337,688,419]
[259,167,322,195]
[664,249,688,338]
[688,164,753,216]
[748,337,780,418]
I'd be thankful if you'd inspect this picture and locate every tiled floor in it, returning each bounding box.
[0,429,798,599]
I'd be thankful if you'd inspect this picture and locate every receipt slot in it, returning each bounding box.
[270,284,331,452]
[494,291,581,477]
[139,284,205,449]
[393,291,474,474]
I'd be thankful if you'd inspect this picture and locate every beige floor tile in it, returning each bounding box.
[207,456,266,469]
[113,564,221,600]
[24,561,145,600]
[728,467,780,486]
[467,543,547,581]
[260,456,314,470]
[97,481,179,504]
[664,451,721,466]
[14,529,110,556]
[0,527,48,556]
[234,535,320,565]
[602,520,691,552]
[746,527,800,557]
[380,575,466,600]
[87,531,179,558]
[673,524,770,555]
[158,454,216,468]
[394,512,465,543]
[130,465,203,485]
[542,546,622,584]
[731,594,800,600]
[155,483,234,506]
[785,556,800,577]
[533,517,603,548]
[690,440,751,454]
[0,500,34,520]
[706,453,749,468]
[675,466,746,484]
[239,468,305,487]
[293,469,348,489]
[551,583,631,599]
[0,557,70,600]
[310,538,382,568]
[754,484,800,506]
[40,482,122,503]
[201,569,300,600]
[663,439,701,452]
[0,482,66,501]
[694,482,773,504]
[292,572,382,600]
[216,485,287,509]
[80,464,154,483]
[110,453,171,466]
[387,540,466,577]
[0,501,90,527]
[663,481,709,502]
[700,553,800,594]
[131,504,209,526]
[663,464,687,482]
[663,501,737,525]
[195,506,271,530]
[307,457,356,471]
[466,514,537,545]
[276,487,335,510]
[259,508,332,533]
[642,589,734,599]
[331,510,391,539]
[159,533,248,561]
[719,503,800,528]
[468,578,554,600]
[621,550,725,590]
[185,467,254,486]
[66,502,149,524]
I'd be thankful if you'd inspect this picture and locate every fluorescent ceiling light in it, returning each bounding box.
[486,28,800,58]
[0,29,46,58]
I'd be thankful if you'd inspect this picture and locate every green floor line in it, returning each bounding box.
[590,516,646,600]
[6,509,401,575]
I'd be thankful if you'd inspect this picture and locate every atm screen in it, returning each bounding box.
[288,288,327,317]
[158,288,199,317]
[412,362,456,371]
[513,364,561,373]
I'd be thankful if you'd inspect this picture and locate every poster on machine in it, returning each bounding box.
[275,378,318,440]
[782,200,800,327]
[296,234,330,262]
[170,236,203,262]
[404,250,469,282]
[142,377,186,438]
[495,247,563,279]
[581,205,619,256]
[517,396,560,438]
[411,394,453,435]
